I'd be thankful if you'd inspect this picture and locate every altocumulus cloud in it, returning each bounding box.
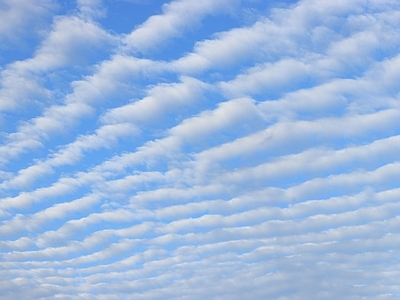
[1,0,400,299]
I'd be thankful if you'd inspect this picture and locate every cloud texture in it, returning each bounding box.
[1,0,400,299]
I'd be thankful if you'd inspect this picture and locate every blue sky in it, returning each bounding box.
[1,0,400,299]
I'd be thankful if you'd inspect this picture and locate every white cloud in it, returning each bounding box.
[100,76,209,125]
[0,3,115,112]
[219,59,312,98]
[77,0,105,19]
[170,97,265,140]
[2,0,400,299]
[0,0,56,45]
[122,0,240,54]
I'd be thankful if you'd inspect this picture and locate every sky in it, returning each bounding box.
[1,0,400,299]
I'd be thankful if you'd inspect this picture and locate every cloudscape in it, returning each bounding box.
[1,0,400,299]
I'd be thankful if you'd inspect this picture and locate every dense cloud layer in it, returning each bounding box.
[1,0,400,299]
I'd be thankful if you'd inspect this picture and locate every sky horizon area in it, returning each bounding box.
[1,0,400,299]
